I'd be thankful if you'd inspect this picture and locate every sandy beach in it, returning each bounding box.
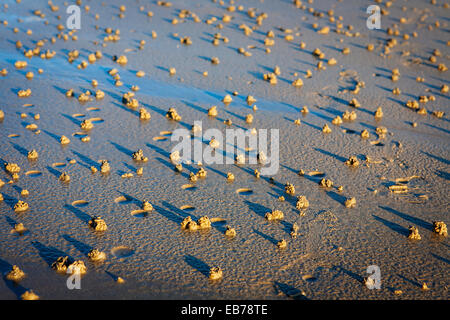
[0,0,449,300]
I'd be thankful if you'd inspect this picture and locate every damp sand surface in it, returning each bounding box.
[0,0,449,300]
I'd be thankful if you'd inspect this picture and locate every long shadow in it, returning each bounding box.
[0,257,29,299]
[146,142,170,158]
[397,274,422,288]
[110,141,133,157]
[279,102,300,112]
[12,185,25,195]
[307,110,334,122]
[387,97,405,108]
[431,90,450,101]
[274,281,308,300]
[42,129,62,143]
[347,42,367,50]
[117,191,141,205]
[0,193,18,210]
[358,122,378,131]
[62,234,93,256]
[198,55,212,63]
[181,100,207,115]
[162,201,193,220]
[64,204,92,224]
[61,113,81,126]
[326,190,347,206]
[374,66,392,74]
[245,200,271,219]
[423,123,450,135]
[53,85,69,95]
[31,241,71,268]
[314,148,346,163]
[327,95,348,106]
[431,253,450,264]
[10,143,28,157]
[300,120,322,131]
[46,166,61,178]
[331,265,364,283]
[224,109,246,122]
[379,205,433,231]
[101,89,122,102]
[140,101,167,118]
[184,255,210,277]
[372,214,409,236]
[435,170,450,181]
[204,90,228,102]
[205,165,228,179]
[253,228,278,245]
[111,101,140,117]
[315,106,342,117]
[104,270,122,282]
[322,44,342,53]
[293,58,316,68]
[5,216,18,229]
[71,150,99,168]
[421,151,450,165]
[155,157,187,177]
[153,204,184,225]
[123,162,137,173]
[248,70,264,83]
[374,84,393,93]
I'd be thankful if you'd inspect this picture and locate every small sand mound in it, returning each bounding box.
[236,188,253,195]
[160,131,172,136]
[8,134,20,138]
[181,184,196,190]
[72,113,86,118]
[111,246,134,258]
[114,195,131,203]
[86,107,100,111]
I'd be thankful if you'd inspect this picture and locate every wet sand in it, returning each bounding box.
[0,0,449,299]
